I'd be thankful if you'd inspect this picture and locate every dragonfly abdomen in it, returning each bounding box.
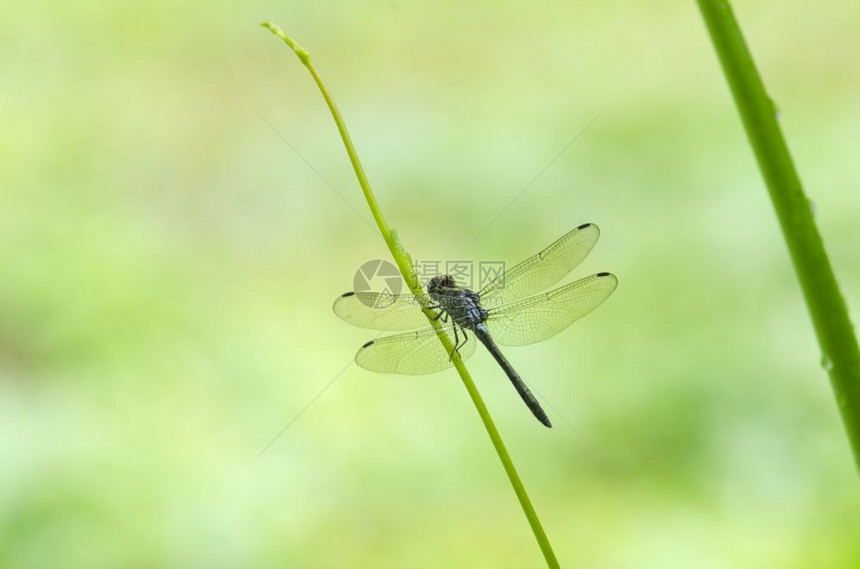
[473,325,552,428]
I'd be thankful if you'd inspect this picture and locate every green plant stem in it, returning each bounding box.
[697,1,860,471]
[262,22,561,567]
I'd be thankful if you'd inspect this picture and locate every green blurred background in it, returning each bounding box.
[2,0,859,567]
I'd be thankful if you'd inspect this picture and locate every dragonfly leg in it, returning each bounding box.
[449,326,468,361]
[449,325,460,361]
[459,329,469,356]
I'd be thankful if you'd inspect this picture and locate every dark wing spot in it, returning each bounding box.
[362,340,374,348]
[596,272,611,277]
[577,222,592,230]
[342,292,355,297]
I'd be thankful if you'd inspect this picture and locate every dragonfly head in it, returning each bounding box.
[427,275,456,298]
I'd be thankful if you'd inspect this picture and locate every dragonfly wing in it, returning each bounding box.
[333,291,432,331]
[479,223,600,306]
[355,325,477,375]
[485,272,617,346]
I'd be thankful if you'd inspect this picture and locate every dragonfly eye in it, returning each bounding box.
[427,275,456,294]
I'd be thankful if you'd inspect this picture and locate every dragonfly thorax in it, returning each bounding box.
[427,275,488,328]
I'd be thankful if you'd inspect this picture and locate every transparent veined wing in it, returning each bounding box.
[333,291,431,331]
[355,325,477,375]
[479,223,600,306]
[485,272,617,347]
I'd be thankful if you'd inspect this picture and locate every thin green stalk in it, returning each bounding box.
[697,1,860,471]
[262,22,561,567]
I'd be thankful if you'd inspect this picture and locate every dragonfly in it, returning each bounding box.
[333,223,617,427]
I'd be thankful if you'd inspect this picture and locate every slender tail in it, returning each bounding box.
[474,325,551,428]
